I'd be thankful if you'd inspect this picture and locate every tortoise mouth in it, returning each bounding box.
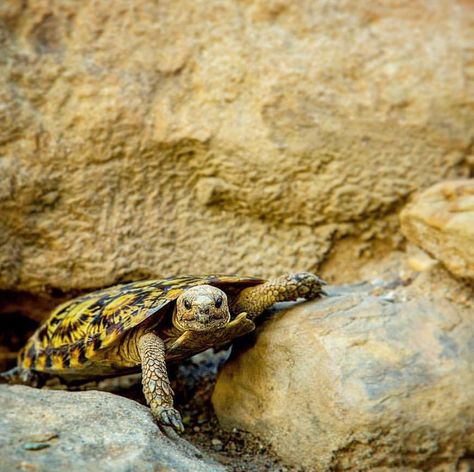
[179,316,229,332]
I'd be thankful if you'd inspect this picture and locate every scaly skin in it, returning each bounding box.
[137,332,184,432]
[231,272,326,319]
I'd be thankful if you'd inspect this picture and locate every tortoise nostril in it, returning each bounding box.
[197,308,210,321]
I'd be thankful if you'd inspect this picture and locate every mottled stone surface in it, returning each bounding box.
[213,271,474,471]
[0,0,473,300]
[401,179,474,281]
[0,385,225,472]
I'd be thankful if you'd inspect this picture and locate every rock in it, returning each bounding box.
[0,1,472,299]
[212,271,474,471]
[406,246,439,274]
[401,179,474,281]
[0,385,225,472]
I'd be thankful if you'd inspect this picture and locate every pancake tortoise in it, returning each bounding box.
[2,272,326,432]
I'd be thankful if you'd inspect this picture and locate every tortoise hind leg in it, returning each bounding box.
[137,332,184,433]
[0,366,19,384]
[0,366,45,387]
[232,272,326,320]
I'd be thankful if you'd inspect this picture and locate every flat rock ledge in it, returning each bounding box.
[213,271,474,471]
[0,385,224,472]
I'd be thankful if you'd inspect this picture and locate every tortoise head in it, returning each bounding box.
[173,285,230,332]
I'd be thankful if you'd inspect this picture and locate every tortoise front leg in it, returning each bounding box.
[167,312,256,358]
[232,272,326,320]
[137,332,184,432]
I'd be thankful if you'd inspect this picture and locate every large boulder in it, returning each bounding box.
[401,179,474,281]
[212,271,474,471]
[0,385,225,472]
[0,0,473,297]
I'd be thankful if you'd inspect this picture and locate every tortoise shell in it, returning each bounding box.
[19,275,264,378]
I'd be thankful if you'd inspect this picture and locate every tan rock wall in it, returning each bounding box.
[0,0,473,298]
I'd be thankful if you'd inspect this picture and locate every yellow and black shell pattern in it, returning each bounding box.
[19,275,263,377]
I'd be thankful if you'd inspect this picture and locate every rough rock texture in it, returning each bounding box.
[212,271,474,471]
[0,385,225,472]
[401,179,474,281]
[0,0,473,298]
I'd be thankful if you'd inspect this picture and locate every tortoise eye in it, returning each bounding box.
[215,297,223,308]
[184,300,192,310]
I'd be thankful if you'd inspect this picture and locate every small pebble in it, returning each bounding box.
[211,438,223,450]
[182,415,192,426]
[193,426,200,433]
[379,291,396,303]
[197,413,208,424]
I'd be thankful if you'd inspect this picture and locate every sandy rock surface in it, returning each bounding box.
[0,385,225,472]
[212,271,474,471]
[1,0,473,298]
[401,179,474,281]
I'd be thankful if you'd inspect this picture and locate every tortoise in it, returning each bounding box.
[2,272,325,432]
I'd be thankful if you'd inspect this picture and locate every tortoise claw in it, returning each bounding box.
[154,406,184,433]
[290,272,327,300]
[170,413,185,433]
